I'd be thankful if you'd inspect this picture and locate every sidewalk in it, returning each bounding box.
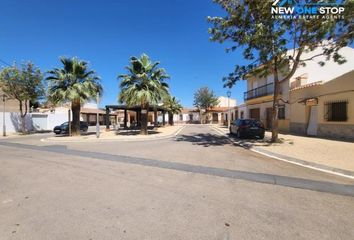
[43,125,185,142]
[212,125,354,178]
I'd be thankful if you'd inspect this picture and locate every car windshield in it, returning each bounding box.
[249,120,262,127]
[241,120,261,127]
[61,122,69,126]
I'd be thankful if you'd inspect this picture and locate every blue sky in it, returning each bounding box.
[0,0,246,107]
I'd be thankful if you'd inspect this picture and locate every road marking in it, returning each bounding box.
[210,126,354,180]
[0,140,354,196]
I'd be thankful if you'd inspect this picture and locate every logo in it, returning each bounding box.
[273,0,299,6]
[271,0,345,20]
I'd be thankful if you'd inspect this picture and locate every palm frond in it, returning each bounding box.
[118,54,171,107]
[46,57,102,104]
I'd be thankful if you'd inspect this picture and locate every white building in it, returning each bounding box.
[217,96,236,108]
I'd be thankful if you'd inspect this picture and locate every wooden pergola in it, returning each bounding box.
[105,105,167,130]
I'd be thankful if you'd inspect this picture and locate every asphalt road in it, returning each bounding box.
[0,125,353,239]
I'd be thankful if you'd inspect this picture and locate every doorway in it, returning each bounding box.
[307,106,318,136]
[266,108,273,129]
[249,108,260,120]
[212,113,219,124]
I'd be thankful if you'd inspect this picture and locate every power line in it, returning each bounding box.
[0,58,12,67]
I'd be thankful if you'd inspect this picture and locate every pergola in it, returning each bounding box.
[105,105,167,130]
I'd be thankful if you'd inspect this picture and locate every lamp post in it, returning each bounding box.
[96,92,100,138]
[227,90,231,129]
[2,94,6,137]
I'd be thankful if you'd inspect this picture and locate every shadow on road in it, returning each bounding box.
[227,134,273,149]
[175,133,231,147]
[116,130,159,136]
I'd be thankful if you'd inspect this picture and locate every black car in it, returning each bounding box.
[53,121,89,134]
[230,119,265,139]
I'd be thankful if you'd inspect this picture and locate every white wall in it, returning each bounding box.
[290,46,354,85]
[0,112,33,134]
[173,113,200,123]
[237,105,248,119]
[218,96,236,107]
[31,112,71,131]
[1,110,89,134]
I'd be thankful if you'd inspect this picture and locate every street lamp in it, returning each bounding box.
[2,94,6,137]
[96,92,100,138]
[227,90,231,129]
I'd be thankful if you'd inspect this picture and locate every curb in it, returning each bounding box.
[211,126,354,180]
[41,126,186,143]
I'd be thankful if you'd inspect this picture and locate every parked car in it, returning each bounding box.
[53,121,89,134]
[229,119,265,139]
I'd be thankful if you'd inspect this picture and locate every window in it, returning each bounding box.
[179,114,183,121]
[278,106,285,119]
[324,100,348,122]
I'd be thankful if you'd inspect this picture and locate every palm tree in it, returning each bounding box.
[118,54,169,135]
[164,96,183,126]
[46,57,102,136]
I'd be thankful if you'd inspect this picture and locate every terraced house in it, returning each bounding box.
[242,46,354,140]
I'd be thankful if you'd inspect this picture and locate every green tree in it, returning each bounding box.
[164,96,183,125]
[118,54,170,135]
[193,87,219,124]
[46,57,102,136]
[0,62,44,132]
[208,0,353,142]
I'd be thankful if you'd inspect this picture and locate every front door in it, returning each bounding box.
[307,106,318,136]
[212,113,219,124]
[189,114,193,122]
[266,108,273,129]
[249,108,260,120]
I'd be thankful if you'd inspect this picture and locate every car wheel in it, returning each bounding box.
[259,133,265,139]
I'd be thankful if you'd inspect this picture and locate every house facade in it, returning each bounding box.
[243,73,290,131]
[290,70,354,140]
[175,108,200,124]
[208,96,237,124]
[242,45,354,137]
[222,106,239,126]
[175,96,237,125]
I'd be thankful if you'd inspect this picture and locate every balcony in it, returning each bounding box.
[244,83,274,101]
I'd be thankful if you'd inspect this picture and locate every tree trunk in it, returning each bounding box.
[19,100,27,133]
[271,65,280,142]
[140,104,148,135]
[168,112,174,126]
[71,99,81,136]
[154,107,158,128]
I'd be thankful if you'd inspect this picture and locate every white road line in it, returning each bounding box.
[210,126,354,180]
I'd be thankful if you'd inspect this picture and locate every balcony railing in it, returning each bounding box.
[244,83,274,101]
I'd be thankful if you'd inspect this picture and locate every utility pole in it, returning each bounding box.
[96,92,100,138]
[68,109,71,136]
[2,94,6,137]
[227,90,231,129]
